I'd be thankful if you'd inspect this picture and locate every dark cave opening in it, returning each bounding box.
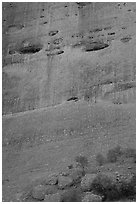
[85,43,109,52]
[19,45,42,54]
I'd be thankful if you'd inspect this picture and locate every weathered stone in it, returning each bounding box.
[44,174,58,185]
[32,184,46,200]
[82,192,103,202]
[69,168,84,183]
[58,176,73,189]
[81,174,97,191]
[44,193,61,202]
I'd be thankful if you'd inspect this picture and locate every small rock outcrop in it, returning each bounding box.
[44,174,58,185]
[32,185,46,201]
[58,176,73,189]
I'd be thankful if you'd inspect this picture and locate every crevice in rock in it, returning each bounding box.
[85,42,109,52]
[108,32,115,35]
[19,43,43,54]
[67,97,78,102]
[7,24,24,33]
[47,50,64,56]
[120,36,132,43]
[49,30,59,36]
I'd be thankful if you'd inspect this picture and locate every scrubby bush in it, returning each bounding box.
[75,156,88,168]
[96,153,106,166]
[75,155,88,176]
[107,145,123,163]
[121,174,136,198]
[91,174,120,201]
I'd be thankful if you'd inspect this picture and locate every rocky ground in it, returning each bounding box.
[2,100,136,201]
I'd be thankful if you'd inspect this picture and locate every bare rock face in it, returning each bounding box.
[2,2,136,115]
[81,174,97,191]
[82,192,103,202]
[58,176,73,189]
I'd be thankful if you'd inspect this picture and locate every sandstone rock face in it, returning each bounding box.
[58,176,73,189]
[2,2,136,115]
[81,173,97,191]
[82,192,103,202]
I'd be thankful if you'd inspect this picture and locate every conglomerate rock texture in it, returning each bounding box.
[2,2,136,115]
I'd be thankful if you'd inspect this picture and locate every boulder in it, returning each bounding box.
[32,185,46,200]
[69,168,84,183]
[58,176,73,189]
[82,192,103,202]
[44,193,61,202]
[44,174,58,185]
[81,174,97,191]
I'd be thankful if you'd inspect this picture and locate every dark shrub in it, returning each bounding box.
[107,145,123,163]
[121,174,136,198]
[92,174,120,201]
[75,156,88,169]
[60,188,82,202]
[96,153,106,166]
[75,155,88,176]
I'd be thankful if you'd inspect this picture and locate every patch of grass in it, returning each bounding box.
[96,153,106,166]
[107,145,123,163]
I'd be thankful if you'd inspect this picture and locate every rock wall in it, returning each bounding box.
[2,2,136,114]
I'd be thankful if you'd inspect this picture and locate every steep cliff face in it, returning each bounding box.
[2,2,136,114]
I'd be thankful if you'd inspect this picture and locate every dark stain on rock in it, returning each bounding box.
[92,28,103,33]
[120,36,132,43]
[19,41,43,54]
[104,26,112,30]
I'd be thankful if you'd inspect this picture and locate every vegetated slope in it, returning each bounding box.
[2,2,136,114]
[2,100,135,201]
